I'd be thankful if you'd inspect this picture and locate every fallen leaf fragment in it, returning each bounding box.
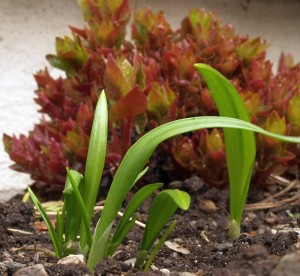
[164,241,190,255]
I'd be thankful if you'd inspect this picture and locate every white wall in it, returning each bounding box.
[1,0,299,201]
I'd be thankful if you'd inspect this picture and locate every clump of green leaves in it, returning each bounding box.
[29,64,300,274]
[4,0,300,193]
[29,91,190,272]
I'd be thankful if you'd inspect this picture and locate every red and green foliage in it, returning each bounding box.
[3,0,300,192]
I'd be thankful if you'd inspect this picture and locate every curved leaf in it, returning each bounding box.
[195,63,256,226]
[140,189,190,251]
[82,90,108,247]
[108,183,163,255]
[28,188,61,257]
[84,90,108,218]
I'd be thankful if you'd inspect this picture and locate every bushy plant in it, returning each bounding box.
[3,0,300,192]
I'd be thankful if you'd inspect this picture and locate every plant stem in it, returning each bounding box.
[228,219,240,240]
[134,250,148,270]
[144,220,177,272]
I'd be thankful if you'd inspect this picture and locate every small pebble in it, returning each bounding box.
[120,262,131,272]
[2,261,25,274]
[271,229,278,235]
[171,252,178,258]
[168,181,184,189]
[199,199,218,213]
[57,254,85,265]
[243,244,268,259]
[12,264,48,276]
[162,259,172,268]
[160,268,171,274]
[0,263,8,276]
[184,176,204,192]
[174,238,183,244]
[215,242,233,252]
[271,252,300,276]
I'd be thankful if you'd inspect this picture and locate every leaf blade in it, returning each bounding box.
[195,63,256,225]
[140,189,190,251]
[28,188,61,258]
[109,183,163,255]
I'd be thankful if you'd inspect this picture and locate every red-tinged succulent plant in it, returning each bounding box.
[3,0,300,193]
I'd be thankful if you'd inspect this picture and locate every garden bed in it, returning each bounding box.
[1,176,300,275]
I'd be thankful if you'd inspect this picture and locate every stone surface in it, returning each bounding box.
[1,0,300,201]
[270,252,300,276]
[13,264,48,276]
[57,254,85,265]
[0,261,26,275]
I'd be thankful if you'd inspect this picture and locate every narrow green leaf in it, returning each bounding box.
[84,90,108,218]
[134,250,148,270]
[113,183,162,238]
[66,169,92,249]
[195,63,256,225]
[63,170,83,243]
[28,188,61,258]
[108,183,163,255]
[82,90,108,248]
[107,215,137,256]
[56,211,64,255]
[144,220,177,272]
[131,166,149,188]
[140,189,190,252]
[63,169,83,194]
[88,221,113,272]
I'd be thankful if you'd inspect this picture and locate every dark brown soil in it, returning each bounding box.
[1,177,300,275]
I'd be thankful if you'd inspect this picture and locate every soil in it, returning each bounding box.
[1,176,300,275]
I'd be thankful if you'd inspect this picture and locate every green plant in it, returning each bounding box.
[29,64,300,273]
[29,91,191,272]
[4,0,300,193]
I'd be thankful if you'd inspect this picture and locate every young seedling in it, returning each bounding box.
[195,63,255,239]
[29,91,191,272]
[29,64,300,273]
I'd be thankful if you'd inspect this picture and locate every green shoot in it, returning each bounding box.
[28,187,61,258]
[107,183,163,256]
[135,190,190,269]
[82,90,108,249]
[144,220,177,272]
[195,63,256,238]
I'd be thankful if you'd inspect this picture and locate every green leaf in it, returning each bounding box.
[82,90,108,247]
[132,166,149,188]
[107,215,137,257]
[56,211,64,255]
[28,188,61,258]
[237,38,268,60]
[46,55,76,77]
[63,169,83,194]
[108,183,163,255]
[140,189,190,252]
[66,169,92,250]
[88,221,113,272]
[63,170,83,244]
[195,63,256,229]
[143,220,177,271]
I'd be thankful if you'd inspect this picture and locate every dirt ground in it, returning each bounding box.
[1,177,300,275]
